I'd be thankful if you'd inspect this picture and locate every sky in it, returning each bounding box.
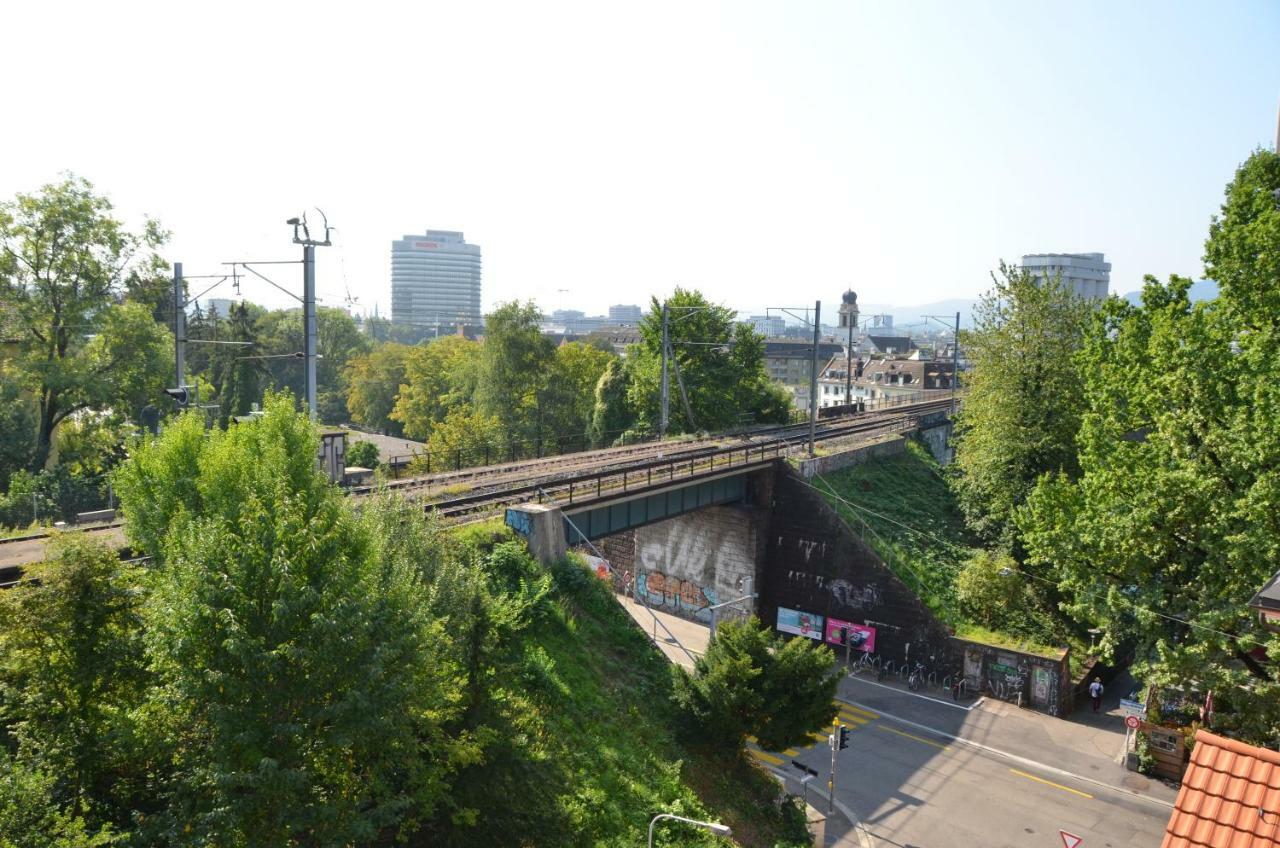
[2,0,1277,320]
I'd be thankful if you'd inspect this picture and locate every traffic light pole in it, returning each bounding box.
[829,727,839,816]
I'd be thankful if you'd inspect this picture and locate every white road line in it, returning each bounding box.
[845,674,987,711]
[838,697,1174,809]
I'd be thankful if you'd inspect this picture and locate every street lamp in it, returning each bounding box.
[648,813,731,847]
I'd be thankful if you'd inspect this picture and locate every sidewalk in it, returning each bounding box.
[837,671,1178,806]
[616,594,709,670]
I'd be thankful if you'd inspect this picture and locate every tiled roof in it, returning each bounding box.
[1163,730,1280,848]
[1250,570,1280,612]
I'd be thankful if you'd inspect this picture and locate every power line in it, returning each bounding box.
[798,463,1273,652]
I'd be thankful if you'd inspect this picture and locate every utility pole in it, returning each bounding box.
[289,213,332,420]
[809,299,820,456]
[660,302,670,438]
[950,310,960,416]
[845,316,853,407]
[173,262,185,394]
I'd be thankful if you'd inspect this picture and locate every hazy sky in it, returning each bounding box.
[2,1,1277,319]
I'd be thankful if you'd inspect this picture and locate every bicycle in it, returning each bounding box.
[851,651,876,676]
[907,661,926,691]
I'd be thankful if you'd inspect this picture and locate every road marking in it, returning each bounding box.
[838,711,870,725]
[876,725,949,750]
[843,677,986,711]
[845,699,1173,808]
[1009,769,1094,799]
[809,731,831,743]
[840,704,880,720]
[783,748,800,757]
[749,749,785,766]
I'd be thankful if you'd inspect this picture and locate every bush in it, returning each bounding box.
[346,439,379,468]
[674,618,839,752]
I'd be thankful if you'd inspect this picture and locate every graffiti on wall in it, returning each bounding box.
[505,508,533,538]
[827,579,882,611]
[636,571,719,622]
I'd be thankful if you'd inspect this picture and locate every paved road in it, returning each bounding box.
[752,698,1170,847]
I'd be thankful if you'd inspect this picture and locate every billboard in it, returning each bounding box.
[776,607,824,640]
[824,618,876,653]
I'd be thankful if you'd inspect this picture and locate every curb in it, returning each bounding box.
[768,765,875,848]
[837,696,1175,809]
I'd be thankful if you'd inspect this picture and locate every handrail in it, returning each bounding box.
[540,488,701,667]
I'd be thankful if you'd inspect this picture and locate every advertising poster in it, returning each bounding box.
[824,618,876,653]
[776,607,824,640]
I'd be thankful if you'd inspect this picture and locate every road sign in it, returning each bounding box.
[1060,830,1083,848]
[1125,714,1141,730]
[1120,698,1147,717]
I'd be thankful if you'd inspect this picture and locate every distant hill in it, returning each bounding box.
[845,298,979,331]
[1122,279,1219,307]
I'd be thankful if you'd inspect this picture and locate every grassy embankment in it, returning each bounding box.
[810,440,1083,667]
[439,521,809,848]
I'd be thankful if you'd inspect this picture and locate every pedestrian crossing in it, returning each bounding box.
[747,701,879,767]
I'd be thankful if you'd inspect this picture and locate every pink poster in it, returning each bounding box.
[824,618,876,653]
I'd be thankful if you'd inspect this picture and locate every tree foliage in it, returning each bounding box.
[345,342,412,435]
[0,535,147,826]
[113,393,459,843]
[0,176,171,468]
[209,302,265,428]
[952,262,1092,544]
[623,289,790,436]
[1017,150,1280,747]
[391,335,481,441]
[674,618,839,752]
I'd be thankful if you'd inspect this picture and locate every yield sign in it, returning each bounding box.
[1060,831,1083,848]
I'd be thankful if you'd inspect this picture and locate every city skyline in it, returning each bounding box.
[1,2,1275,318]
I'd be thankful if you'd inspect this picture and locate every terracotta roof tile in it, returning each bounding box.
[1161,730,1280,847]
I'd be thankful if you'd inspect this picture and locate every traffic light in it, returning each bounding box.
[163,387,189,406]
[838,725,851,750]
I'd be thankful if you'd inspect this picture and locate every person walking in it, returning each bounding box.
[1089,677,1104,713]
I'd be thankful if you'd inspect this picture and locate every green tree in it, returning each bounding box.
[210,303,265,428]
[391,335,481,441]
[113,394,458,844]
[1017,151,1280,747]
[345,342,412,435]
[627,289,790,435]
[257,306,370,423]
[0,536,147,821]
[421,405,505,470]
[0,377,37,487]
[588,357,634,447]
[474,301,555,439]
[674,618,838,752]
[954,549,1024,630]
[952,262,1092,544]
[0,757,114,848]
[346,438,379,468]
[0,176,171,467]
[538,341,615,451]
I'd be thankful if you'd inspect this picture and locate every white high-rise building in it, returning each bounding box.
[1021,253,1111,300]
[391,230,482,329]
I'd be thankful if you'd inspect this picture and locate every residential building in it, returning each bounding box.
[608,304,643,323]
[850,355,955,404]
[866,335,915,356]
[1021,252,1111,300]
[390,230,482,331]
[1161,730,1280,848]
[583,325,642,355]
[1248,568,1280,632]
[763,339,844,409]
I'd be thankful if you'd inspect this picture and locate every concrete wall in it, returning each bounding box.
[629,504,763,624]
[761,464,958,673]
[794,434,905,479]
[918,424,951,465]
[957,638,1072,715]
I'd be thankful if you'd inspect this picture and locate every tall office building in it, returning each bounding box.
[608,304,643,323]
[391,230,482,330]
[1021,253,1111,300]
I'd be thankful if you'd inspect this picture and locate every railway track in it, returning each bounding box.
[0,397,953,562]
